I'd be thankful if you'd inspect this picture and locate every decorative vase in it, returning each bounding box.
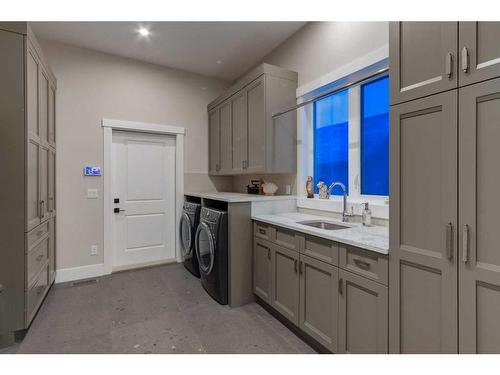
[306,176,314,198]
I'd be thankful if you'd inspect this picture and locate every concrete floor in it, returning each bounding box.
[1,263,315,354]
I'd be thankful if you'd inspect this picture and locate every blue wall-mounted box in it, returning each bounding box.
[84,165,101,176]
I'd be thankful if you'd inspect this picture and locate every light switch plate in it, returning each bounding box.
[90,245,98,256]
[87,189,98,199]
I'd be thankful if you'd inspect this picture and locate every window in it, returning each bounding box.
[361,76,389,196]
[313,90,349,195]
[311,74,389,200]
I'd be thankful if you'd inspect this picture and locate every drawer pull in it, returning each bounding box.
[353,258,371,270]
[267,248,271,260]
[36,254,44,262]
[338,278,343,295]
[299,261,303,275]
[294,259,298,273]
[258,228,266,235]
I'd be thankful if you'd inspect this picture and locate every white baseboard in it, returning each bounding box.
[55,263,109,284]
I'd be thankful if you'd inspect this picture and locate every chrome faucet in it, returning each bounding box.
[328,181,350,222]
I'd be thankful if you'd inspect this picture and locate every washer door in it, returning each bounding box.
[195,222,215,275]
[180,213,193,259]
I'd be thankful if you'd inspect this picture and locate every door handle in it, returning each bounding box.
[445,52,453,79]
[113,208,126,214]
[462,224,470,263]
[461,47,469,73]
[294,259,298,273]
[446,222,453,260]
[338,277,343,295]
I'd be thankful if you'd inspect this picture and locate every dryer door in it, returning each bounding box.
[180,213,193,260]
[195,222,215,275]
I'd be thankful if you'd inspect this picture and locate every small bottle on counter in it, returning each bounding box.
[361,202,372,226]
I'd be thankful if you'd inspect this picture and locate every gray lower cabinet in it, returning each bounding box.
[459,77,500,353]
[271,244,299,325]
[389,90,458,353]
[253,238,272,303]
[459,22,500,87]
[389,22,458,105]
[299,253,339,353]
[338,269,388,354]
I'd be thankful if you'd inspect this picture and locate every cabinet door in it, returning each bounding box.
[338,270,388,354]
[459,77,500,353]
[253,238,272,303]
[27,47,39,140]
[389,22,458,104]
[389,91,458,353]
[299,254,339,352]
[48,84,56,147]
[27,140,40,231]
[48,150,56,215]
[208,108,220,174]
[246,77,266,172]
[39,145,49,223]
[49,218,56,284]
[459,22,500,87]
[219,100,233,174]
[231,90,247,173]
[271,244,299,325]
[39,69,49,145]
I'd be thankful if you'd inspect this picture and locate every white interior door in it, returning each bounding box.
[112,130,176,270]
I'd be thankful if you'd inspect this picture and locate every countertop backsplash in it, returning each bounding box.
[232,173,297,195]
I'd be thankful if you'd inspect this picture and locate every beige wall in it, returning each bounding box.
[39,39,230,271]
[260,22,388,87]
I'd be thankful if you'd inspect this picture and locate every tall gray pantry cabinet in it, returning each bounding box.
[389,21,500,353]
[0,23,57,347]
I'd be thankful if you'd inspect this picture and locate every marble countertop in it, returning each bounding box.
[251,212,389,255]
[184,192,297,203]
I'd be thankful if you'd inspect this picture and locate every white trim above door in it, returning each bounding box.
[102,118,184,275]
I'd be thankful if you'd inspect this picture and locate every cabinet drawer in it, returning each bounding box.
[27,221,49,249]
[339,246,388,285]
[26,263,49,324]
[300,234,339,266]
[27,233,49,286]
[254,222,274,241]
[274,226,300,251]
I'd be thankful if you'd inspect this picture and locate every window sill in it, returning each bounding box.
[296,195,389,220]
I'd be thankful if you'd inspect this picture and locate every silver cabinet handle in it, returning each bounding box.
[446,222,453,260]
[294,259,298,273]
[353,258,371,270]
[462,224,470,263]
[338,277,343,295]
[39,200,45,218]
[0,284,4,294]
[267,248,271,260]
[299,261,303,275]
[49,197,54,212]
[461,47,469,73]
[445,52,453,79]
[258,228,266,235]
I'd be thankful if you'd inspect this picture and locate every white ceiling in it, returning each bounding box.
[31,22,306,81]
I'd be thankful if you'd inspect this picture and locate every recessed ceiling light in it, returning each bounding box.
[216,60,222,65]
[138,28,150,37]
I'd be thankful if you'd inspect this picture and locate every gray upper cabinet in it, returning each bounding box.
[389,91,458,353]
[338,269,388,354]
[219,100,233,174]
[231,90,247,173]
[389,22,458,105]
[253,238,272,303]
[39,69,49,145]
[48,84,56,147]
[271,243,299,325]
[459,77,500,353]
[299,254,339,352]
[27,47,39,140]
[207,63,297,175]
[208,108,220,174]
[245,76,266,173]
[459,22,500,87]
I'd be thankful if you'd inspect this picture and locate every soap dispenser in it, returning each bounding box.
[362,202,372,227]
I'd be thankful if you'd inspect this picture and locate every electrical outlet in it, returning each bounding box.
[90,245,98,256]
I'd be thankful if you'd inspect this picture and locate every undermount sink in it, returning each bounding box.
[297,220,350,230]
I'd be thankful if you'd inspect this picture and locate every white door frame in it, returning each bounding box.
[102,118,185,275]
